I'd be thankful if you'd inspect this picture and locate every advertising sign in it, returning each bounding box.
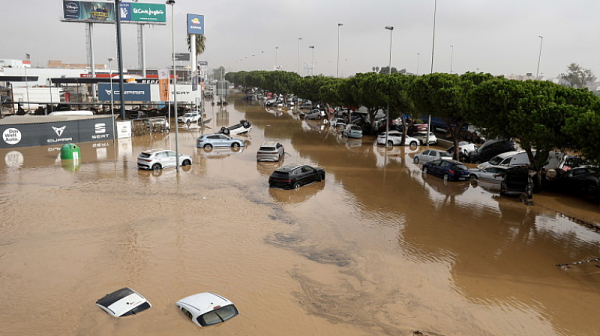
[158,69,170,101]
[0,116,115,149]
[187,14,204,35]
[174,53,190,61]
[98,83,151,102]
[120,3,166,23]
[63,1,115,22]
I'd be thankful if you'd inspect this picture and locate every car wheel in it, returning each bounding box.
[152,163,161,171]
[231,142,240,148]
[423,166,428,174]
[443,173,450,182]
[414,156,420,164]
[387,140,394,147]
[182,159,191,166]
[410,141,418,148]
[186,120,191,127]
[321,172,325,181]
[293,182,301,189]
[470,174,477,180]
[203,144,213,150]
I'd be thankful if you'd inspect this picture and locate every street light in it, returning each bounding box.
[430,0,437,74]
[450,45,454,73]
[337,23,343,77]
[275,47,278,70]
[417,53,420,75]
[297,38,302,75]
[536,36,544,79]
[108,57,115,137]
[385,26,393,148]
[309,46,315,76]
[167,0,180,172]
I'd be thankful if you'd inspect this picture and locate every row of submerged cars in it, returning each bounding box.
[412,138,599,201]
[95,287,239,327]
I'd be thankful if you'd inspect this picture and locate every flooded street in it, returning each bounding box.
[1,91,600,336]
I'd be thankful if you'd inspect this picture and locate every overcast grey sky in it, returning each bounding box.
[4,0,600,79]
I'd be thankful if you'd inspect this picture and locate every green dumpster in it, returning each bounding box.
[60,143,81,161]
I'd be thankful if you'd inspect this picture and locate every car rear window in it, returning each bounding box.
[259,146,276,151]
[454,164,468,171]
[271,171,289,179]
[139,153,152,158]
[198,305,239,326]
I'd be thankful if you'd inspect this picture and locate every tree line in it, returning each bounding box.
[225,70,600,172]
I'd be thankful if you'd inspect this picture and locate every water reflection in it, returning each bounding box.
[268,181,325,204]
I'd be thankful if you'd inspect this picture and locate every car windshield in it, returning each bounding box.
[198,305,239,326]
[488,156,503,165]
[183,113,192,117]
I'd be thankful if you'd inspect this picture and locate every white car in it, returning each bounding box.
[446,141,478,160]
[176,293,239,327]
[330,118,347,129]
[468,165,509,183]
[178,112,201,124]
[412,131,437,145]
[257,141,285,162]
[413,149,452,164]
[137,149,193,171]
[219,119,252,135]
[376,131,419,147]
[96,287,151,317]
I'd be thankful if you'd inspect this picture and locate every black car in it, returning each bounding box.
[468,138,516,163]
[500,165,533,199]
[422,159,470,182]
[269,164,325,189]
[546,167,599,201]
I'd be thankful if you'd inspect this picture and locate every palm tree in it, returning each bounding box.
[186,34,206,56]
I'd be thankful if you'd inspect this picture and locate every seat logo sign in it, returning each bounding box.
[53,126,66,137]
[95,123,106,134]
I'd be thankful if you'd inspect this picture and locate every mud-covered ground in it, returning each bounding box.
[0,92,599,336]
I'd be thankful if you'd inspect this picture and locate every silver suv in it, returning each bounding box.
[257,141,284,162]
[137,149,192,170]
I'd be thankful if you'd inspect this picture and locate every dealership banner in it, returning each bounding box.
[187,14,204,35]
[63,1,115,22]
[0,116,115,149]
[158,69,170,101]
[98,83,151,102]
[120,3,166,23]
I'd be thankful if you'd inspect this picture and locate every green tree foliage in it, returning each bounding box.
[409,73,468,159]
[293,76,334,108]
[380,74,415,144]
[213,66,226,81]
[559,63,596,89]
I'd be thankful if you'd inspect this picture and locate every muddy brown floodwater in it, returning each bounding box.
[1,91,600,336]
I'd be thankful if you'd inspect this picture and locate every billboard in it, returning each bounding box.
[0,116,115,149]
[174,53,190,61]
[63,1,115,22]
[120,3,166,23]
[187,14,204,35]
[98,83,151,102]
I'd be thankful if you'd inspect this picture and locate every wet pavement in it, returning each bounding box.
[1,91,599,336]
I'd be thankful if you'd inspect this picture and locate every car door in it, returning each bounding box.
[427,160,441,175]
[437,160,451,177]
[420,150,430,162]
[218,134,230,147]
[164,151,177,168]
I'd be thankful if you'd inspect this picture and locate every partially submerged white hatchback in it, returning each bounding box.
[176,292,239,327]
[95,287,152,317]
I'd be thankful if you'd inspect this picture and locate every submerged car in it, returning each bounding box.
[422,159,470,182]
[219,119,252,135]
[413,149,452,164]
[197,134,245,149]
[257,141,284,162]
[468,165,509,183]
[269,163,325,189]
[342,124,363,138]
[376,131,419,147]
[468,138,516,163]
[96,287,152,317]
[500,165,533,198]
[137,149,192,171]
[176,293,239,327]
[178,112,201,124]
[412,131,437,145]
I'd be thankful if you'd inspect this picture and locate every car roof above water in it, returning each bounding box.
[276,163,305,172]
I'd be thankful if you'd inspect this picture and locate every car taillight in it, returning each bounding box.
[142,159,152,162]
[449,169,455,175]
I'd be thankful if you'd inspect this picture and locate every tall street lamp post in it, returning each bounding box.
[108,57,115,136]
[536,36,544,79]
[167,0,180,172]
[417,53,420,75]
[309,46,315,76]
[385,26,393,148]
[337,23,343,77]
[275,47,279,70]
[450,45,454,73]
[297,38,302,75]
[428,0,438,147]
